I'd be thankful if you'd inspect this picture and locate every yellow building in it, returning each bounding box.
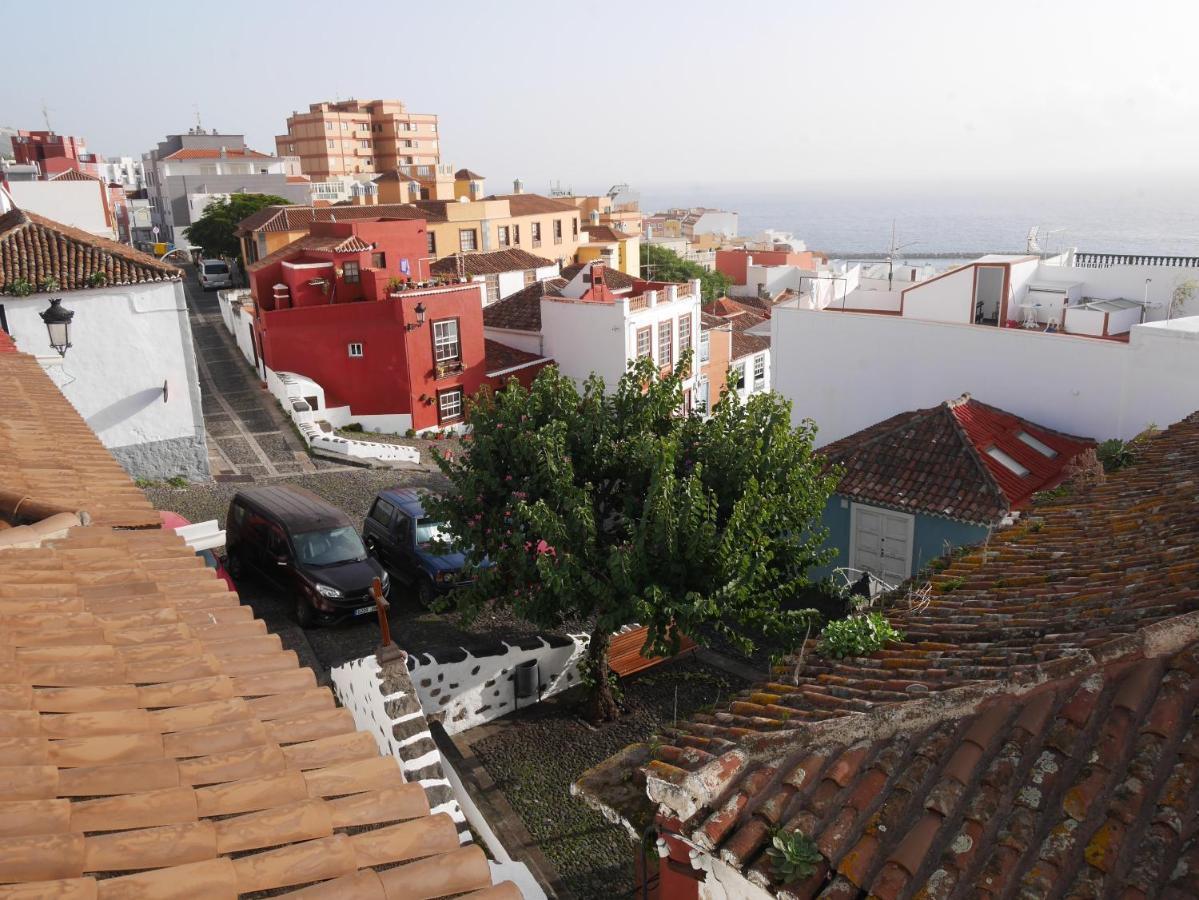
[578,223,640,277]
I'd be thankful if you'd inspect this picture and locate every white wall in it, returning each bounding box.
[900,264,976,323]
[482,326,543,356]
[7,180,112,238]
[541,300,627,386]
[4,281,204,457]
[1041,262,1199,321]
[772,307,1199,446]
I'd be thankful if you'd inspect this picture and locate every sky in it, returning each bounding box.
[4,0,1199,195]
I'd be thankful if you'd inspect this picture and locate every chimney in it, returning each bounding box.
[513,177,524,194]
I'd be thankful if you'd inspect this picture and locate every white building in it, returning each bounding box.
[4,174,113,238]
[483,262,701,401]
[97,156,144,190]
[0,203,208,479]
[429,247,559,305]
[771,249,1199,446]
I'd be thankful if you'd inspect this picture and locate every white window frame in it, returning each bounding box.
[658,319,673,368]
[699,331,710,363]
[753,354,765,388]
[678,313,692,359]
[635,326,652,360]
[433,319,461,362]
[438,388,464,422]
[348,342,364,358]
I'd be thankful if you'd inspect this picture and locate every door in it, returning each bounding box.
[850,503,914,584]
[366,498,397,566]
[264,524,292,588]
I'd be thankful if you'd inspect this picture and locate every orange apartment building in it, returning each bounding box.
[275,99,440,180]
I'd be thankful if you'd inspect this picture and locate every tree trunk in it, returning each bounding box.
[585,627,620,724]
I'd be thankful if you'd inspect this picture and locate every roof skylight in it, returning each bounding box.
[1017,431,1057,458]
[986,446,1030,477]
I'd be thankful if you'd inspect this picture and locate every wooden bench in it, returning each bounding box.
[608,624,697,678]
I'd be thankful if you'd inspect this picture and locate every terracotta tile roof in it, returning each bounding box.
[485,339,549,376]
[161,147,273,160]
[0,346,509,899]
[582,224,632,243]
[482,278,565,332]
[430,248,555,278]
[0,349,158,528]
[822,396,1094,524]
[708,296,767,320]
[483,193,578,217]
[48,168,101,182]
[700,311,728,330]
[245,233,371,273]
[455,168,485,180]
[560,263,636,291]
[0,208,180,295]
[731,329,771,361]
[235,203,432,236]
[580,410,1199,900]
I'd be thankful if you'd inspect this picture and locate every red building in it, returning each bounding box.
[12,131,100,178]
[715,248,824,285]
[248,216,543,433]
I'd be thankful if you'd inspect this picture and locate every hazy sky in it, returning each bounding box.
[4,0,1197,193]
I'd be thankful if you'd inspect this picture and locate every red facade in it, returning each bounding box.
[249,218,488,431]
[715,248,822,285]
[12,131,99,178]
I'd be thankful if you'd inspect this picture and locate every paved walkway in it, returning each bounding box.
[182,273,335,481]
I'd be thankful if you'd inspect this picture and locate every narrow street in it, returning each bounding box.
[181,268,336,480]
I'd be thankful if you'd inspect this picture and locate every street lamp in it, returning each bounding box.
[407,301,427,331]
[40,298,75,356]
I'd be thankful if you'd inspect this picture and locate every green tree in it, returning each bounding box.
[640,242,732,302]
[184,194,292,262]
[427,356,838,721]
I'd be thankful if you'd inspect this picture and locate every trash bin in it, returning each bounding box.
[515,658,539,700]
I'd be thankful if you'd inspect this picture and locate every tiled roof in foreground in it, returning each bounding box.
[430,247,555,278]
[0,344,513,898]
[579,411,1199,900]
[0,208,180,295]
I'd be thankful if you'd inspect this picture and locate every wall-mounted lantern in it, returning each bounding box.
[40,298,75,357]
[408,301,427,332]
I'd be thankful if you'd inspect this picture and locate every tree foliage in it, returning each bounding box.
[427,356,838,720]
[184,194,292,261]
[640,242,732,302]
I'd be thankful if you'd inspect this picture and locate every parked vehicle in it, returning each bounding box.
[198,259,232,291]
[363,488,479,607]
[159,510,235,592]
[225,485,389,627]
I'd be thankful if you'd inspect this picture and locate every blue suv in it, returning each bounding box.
[362,488,478,606]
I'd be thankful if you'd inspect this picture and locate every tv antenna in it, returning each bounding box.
[885,220,920,289]
[194,104,203,133]
[41,101,53,133]
[1026,225,1066,256]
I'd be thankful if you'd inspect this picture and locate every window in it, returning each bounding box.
[753,354,765,388]
[697,379,710,414]
[342,261,360,284]
[733,362,746,389]
[485,275,500,304]
[371,251,386,269]
[438,388,464,423]
[658,319,673,367]
[497,226,510,248]
[358,139,369,149]
[459,229,477,252]
[524,269,537,287]
[427,231,437,255]
[636,326,652,359]
[325,122,332,131]
[1017,431,1058,458]
[433,319,461,362]
[572,217,578,238]
[553,219,563,244]
[369,498,396,527]
[531,222,542,247]
[512,224,520,245]
[348,342,364,358]
[327,139,335,149]
[0,304,7,334]
[987,446,1030,477]
[341,121,348,130]
[699,331,710,363]
[431,123,437,133]
[678,314,692,358]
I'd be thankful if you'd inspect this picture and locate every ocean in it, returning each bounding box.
[636,178,1199,258]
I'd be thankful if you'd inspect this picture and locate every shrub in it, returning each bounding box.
[1097,438,1135,472]
[765,828,823,883]
[818,612,903,659]
[404,428,417,438]
[85,271,108,288]
[166,475,189,488]
[6,278,33,296]
[342,422,365,433]
[38,276,60,293]
[939,575,966,592]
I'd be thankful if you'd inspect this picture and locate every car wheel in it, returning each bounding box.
[417,578,435,609]
[295,595,317,629]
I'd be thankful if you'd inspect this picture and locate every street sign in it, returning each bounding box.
[152,226,160,237]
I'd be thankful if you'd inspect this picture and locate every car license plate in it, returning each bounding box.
[354,606,374,617]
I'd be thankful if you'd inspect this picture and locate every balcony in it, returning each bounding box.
[435,358,464,379]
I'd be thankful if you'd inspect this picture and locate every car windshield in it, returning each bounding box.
[204,263,229,275]
[415,517,451,548]
[293,526,367,566]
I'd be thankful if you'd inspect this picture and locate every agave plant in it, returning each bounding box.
[765,828,823,882]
